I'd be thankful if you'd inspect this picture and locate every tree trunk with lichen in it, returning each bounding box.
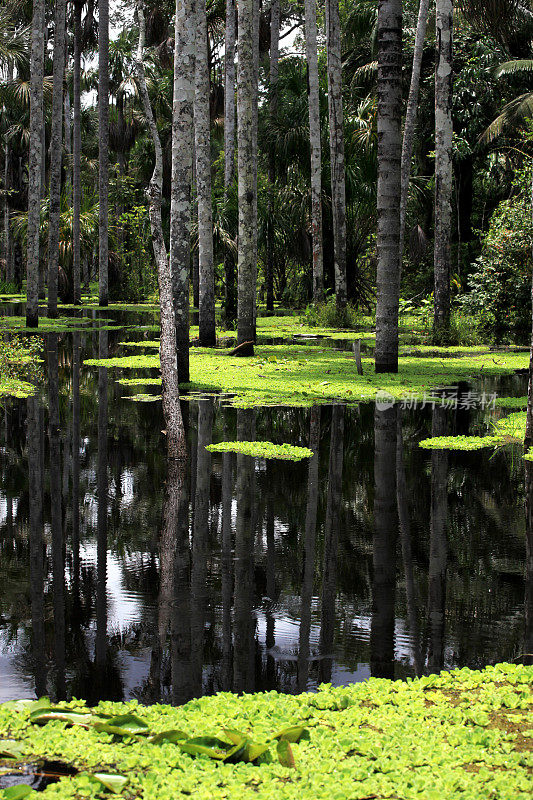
[223,0,237,323]
[266,0,280,313]
[305,0,324,303]
[98,0,110,306]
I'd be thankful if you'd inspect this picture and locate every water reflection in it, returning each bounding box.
[0,329,531,702]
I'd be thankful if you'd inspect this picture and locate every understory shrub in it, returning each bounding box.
[304,297,359,329]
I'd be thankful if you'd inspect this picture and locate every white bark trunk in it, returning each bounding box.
[305,0,324,302]
[223,0,237,321]
[99,0,110,306]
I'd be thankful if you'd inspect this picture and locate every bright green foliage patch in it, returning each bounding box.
[0,337,42,398]
[116,377,162,387]
[123,394,160,403]
[493,412,526,440]
[206,441,314,461]
[419,435,504,451]
[0,664,531,799]
[495,396,528,409]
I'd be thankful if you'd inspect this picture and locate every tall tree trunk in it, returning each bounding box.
[375,0,403,373]
[221,413,234,690]
[399,0,430,260]
[433,0,453,340]
[195,0,216,346]
[95,330,108,671]
[525,170,533,450]
[64,87,72,204]
[266,0,280,313]
[236,0,257,350]
[170,0,195,382]
[223,0,237,322]
[26,0,46,327]
[72,330,81,602]
[305,0,324,303]
[325,0,347,309]
[28,396,47,696]
[136,0,186,458]
[72,0,82,304]
[48,0,68,318]
[98,0,110,306]
[428,404,448,672]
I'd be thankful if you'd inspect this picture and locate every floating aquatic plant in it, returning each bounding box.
[494,396,528,409]
[206,441,313,460]
[419,435,504,451]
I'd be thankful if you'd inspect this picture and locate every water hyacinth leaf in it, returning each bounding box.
[0,740,25,759]
[1,787,36,800]
[93,714,150,736]
[178,737,231,760]
[91,773,129,793]
[149,730,188,744]
[245,743,271,762]
[270,726,308,743]
[222,729,247,746]
[276,739,296,768]
[222,741,249,764]
[29,708,93,727]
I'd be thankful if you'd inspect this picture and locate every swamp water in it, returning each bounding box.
[0,313,531,705]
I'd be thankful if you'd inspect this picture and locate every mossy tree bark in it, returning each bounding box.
[223,0,237,323]
[433,0,453,340]
[170,0,196,382]
[375,0,403,373]
[266,0,280,313]
[47,0,67,318]
[26,0,45,327]
[72,0,83,305]
[195,0,216,346]
[325,0,347,309]
[98,0,110,307]
[305,0,324,303]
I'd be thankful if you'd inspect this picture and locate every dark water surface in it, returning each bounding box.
[0,311,532,704]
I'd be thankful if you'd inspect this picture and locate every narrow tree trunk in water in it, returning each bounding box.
[98,0,110,306]
[399,0,430,261]
[73,0,82,304]
[428,404,448,672]
[136,1,186,458]
[375,0,403,373]
[266,0,280,313]
[170,0,196,382]
[325,0,347,309]
[26,0,45,327]
[434,0,453,340]
[195,0,216,346]
[525,167,533,451]
[305,0,324,302]
[96,330,108,671]
[236,0,257,349]
[48,0,68,318]
[28,396,46,695]
[223,0,237,323]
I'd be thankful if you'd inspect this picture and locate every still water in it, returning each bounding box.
[0,314,531,704]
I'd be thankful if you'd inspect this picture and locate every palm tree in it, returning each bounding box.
[433,0,454,341]
[325,0,347,309]
[195,0,216,346]
[98,0,110,306]
[375,0,402,373]
[26,0,46,327]
[47,0,68,318]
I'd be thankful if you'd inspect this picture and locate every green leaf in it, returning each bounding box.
[149,729,188,745]
[245,742,271,763]
[0,740,25,759]
[178,737,231,760]
[93,714,150,737]
[271,726,308,743]
[222,741,249,764]
[222,729,247,746]
[276,739,296,768]
[29,708,93,727]
[1,786,35,800]
[91,773,129,793]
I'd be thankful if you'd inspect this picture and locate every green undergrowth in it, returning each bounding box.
[495,397,528,409]
[0,337,42,398]
[0,664,531,800]
[0,316,123,334]
[419,435,505,451]
[206,441,313,461]
[493,412,526,439]
[123,394,160,403]
[83,345,533,408]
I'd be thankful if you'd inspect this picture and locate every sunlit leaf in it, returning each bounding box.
[276,739,295,768]
[91,773,129,793]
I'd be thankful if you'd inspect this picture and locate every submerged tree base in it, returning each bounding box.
[0,664,531,799]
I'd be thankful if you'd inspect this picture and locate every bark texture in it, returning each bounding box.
[223,0,237,321]
[375,0,403,373]
[99,0,110,306]
[195,0,216,345]
[47,0,68,317]
[26,0,45,327]
[135,0,186,459]
[73,0,82,304]
[170,0,196,382]
[266,0,280,313]
[428,405,448,672]
[236,0,258,348]
[399,0,430,260]
[325,0,347,309]
[305,0,324,302]
[434,0,453,339]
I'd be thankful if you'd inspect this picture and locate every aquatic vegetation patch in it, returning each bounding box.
[206,441,314,460]
[419,435,504,451]
[0,337,43,398]
[115,377,162,387]
[493,412,526,440]
[495,396,528,409]
[0,664,531,799]
[123,394,160,403]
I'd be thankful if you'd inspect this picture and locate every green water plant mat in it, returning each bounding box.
[206,441,314,460]
[419,435,505,451]
[0,664,531,799]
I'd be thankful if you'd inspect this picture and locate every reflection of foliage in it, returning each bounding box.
[0,335,42,396]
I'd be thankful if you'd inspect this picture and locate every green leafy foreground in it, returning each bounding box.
[0,664,531,799]
[205,441,313,461]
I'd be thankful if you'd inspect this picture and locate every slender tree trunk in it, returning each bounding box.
[28,396,47,696]
[135,0,186,458]
[399,0,430,261]
[26,0,46,327]
[525,461,533,666]
[305,0,324,302]
[48,0,68,318]
[3,99,13,284]
[72,330,81,602]
[195,0,216,345]
[236,0,257,349]
[433,0,453,340]
[98,0,110,306]
[221,413,234,690]
[375,0,403,373]
[73,0,82,305]
[266,0,280,313]
[223,0,237,322]
[95,330,108,670]
[325,0,347,309]
[170,0,196,382]
[64,89,72,204]
[428,404,448,672]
